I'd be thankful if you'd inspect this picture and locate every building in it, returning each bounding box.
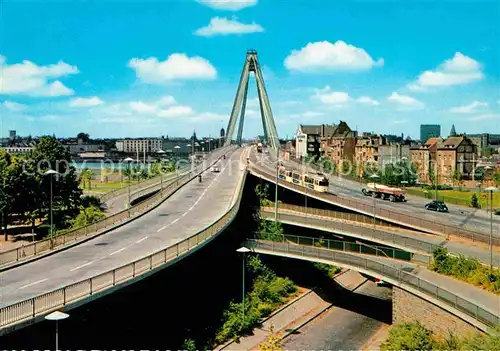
[355,135,388,176]
[295,123,343,159]
[320,121,356,168]
[436,135,477,184]
[378,143,410,168]
[0,146,33,154]
[8,130,16,141]
[65,138,104,156]
[409,137,443,183]
[115,138,163,154]
[420,124,441,143]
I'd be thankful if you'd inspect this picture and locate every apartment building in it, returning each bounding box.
[409,137,443,183]
[378,143,410,168]
[355,135,388,176]
[295,123,340,159]
[321,121,356,168]
[115,138,163,153]
[436,136,477,184]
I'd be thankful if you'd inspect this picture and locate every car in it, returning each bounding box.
[425,200,448,212]
[211,166,220,173]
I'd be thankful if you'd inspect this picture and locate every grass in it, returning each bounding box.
[407,187,500,209]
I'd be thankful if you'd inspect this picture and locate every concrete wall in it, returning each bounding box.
[392,286,479,338]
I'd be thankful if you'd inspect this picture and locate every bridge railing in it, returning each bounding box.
[0,153,227,268]
[249,165,498,246]
[260,205,439,255]
[263,233,416,262]
[0,159,247,330]
[245,239,499,329]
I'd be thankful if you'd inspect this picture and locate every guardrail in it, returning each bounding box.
[0,152,228,268]
[265,233,416,262]
[0,155,247,331]
[260,205,440,255]
[249,165,498,247]
[245,239,499,330]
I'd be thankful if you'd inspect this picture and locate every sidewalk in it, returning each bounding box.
[216,270,368,351]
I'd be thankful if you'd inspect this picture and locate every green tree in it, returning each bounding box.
[452,168,463,188]
[471,193,479,208]
[494,170,500,187]
[71,205,105,228]
[181,338,197,351]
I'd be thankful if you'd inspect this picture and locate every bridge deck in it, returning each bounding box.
[0,148,245,309]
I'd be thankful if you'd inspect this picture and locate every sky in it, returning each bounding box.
[1,0,499,140]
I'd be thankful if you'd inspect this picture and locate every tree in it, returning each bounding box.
[471,193,479,208]
[452,168,463,188]
[71,205,105,228]
[494,170,500,187]
[181,338,197,351]
[77,132,90,143]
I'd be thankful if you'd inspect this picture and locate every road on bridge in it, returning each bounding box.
[250,149,500,237]
[0,148,246,309]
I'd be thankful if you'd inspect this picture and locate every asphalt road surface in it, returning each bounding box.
[0,148,245,308]
[281,280,391,351]
[250,149,500,236]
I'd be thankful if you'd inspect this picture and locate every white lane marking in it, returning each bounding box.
[19,278,48,290]
[156,156,232,232]
[70,261,93,271]
[136,236,148,243]
[109,247,126,256]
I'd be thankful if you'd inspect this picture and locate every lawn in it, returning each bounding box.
[407,187,500,209]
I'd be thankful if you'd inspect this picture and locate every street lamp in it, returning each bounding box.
[123,157,134,214]
[157,150,166,193]
[369,173,379,232]
[45,310,69,351]
[174,145,181,175]
[236,247,251,320]
[484,186,498,275]
[44,169,58,241]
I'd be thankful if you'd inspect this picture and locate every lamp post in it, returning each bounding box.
[123,157,134,215]
[484,186,498,275]
[369,174,379,232]
[44,169,58,243]
[45,310,69,351]
[236,247,251,320]
[157,150,166,193]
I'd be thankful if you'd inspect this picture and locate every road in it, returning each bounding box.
[281,279,391,351]
[250,149,500,236]
[103,147,230,215]
[262,208,500,266]
[0,148,246,308]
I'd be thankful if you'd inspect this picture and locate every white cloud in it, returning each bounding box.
[449,100,488,113]
[1,100,27,111]
[189,112,227,122]
[408,53,484,91]
[69,96,104,107]
[284,40,383,72]
[313,86,379,107]
[195,17,264,36]
[357,96,380,106]
[387,92,425,110]
[158,105,194,118]
[0,55,78,97]
[302,111,324,118]
[128,53,217,83]
[129,95,176,113]
[196,0,257,11]
[468,113,500,121]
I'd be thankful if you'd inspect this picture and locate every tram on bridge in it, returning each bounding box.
[278,166,329,192]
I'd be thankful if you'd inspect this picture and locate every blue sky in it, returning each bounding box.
[1,0,499,140]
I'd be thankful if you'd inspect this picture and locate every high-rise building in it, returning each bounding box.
[8,130,16,141]
[420,124,441,143]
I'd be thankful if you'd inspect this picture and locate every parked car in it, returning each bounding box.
[211,166,220,173]
[425,200,448,212]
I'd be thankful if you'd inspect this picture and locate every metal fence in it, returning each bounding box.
[249,166,498,246]
[260,205,439,255]
[0,160,247,330]
[0,153,227,268]
[270,233,415,262]
[245,239,499,329]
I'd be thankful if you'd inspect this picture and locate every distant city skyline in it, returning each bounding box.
[1,1,499,140]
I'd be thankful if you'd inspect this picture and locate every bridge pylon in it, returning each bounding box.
[224,50,279,150]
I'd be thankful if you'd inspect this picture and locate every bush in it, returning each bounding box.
[314,262,342,278]
[495,208,500,216]
[215,256,297,345]
[71,205,106,228]
[471,193,479,208]
[381,322,434,351]
[430,247,500,294]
